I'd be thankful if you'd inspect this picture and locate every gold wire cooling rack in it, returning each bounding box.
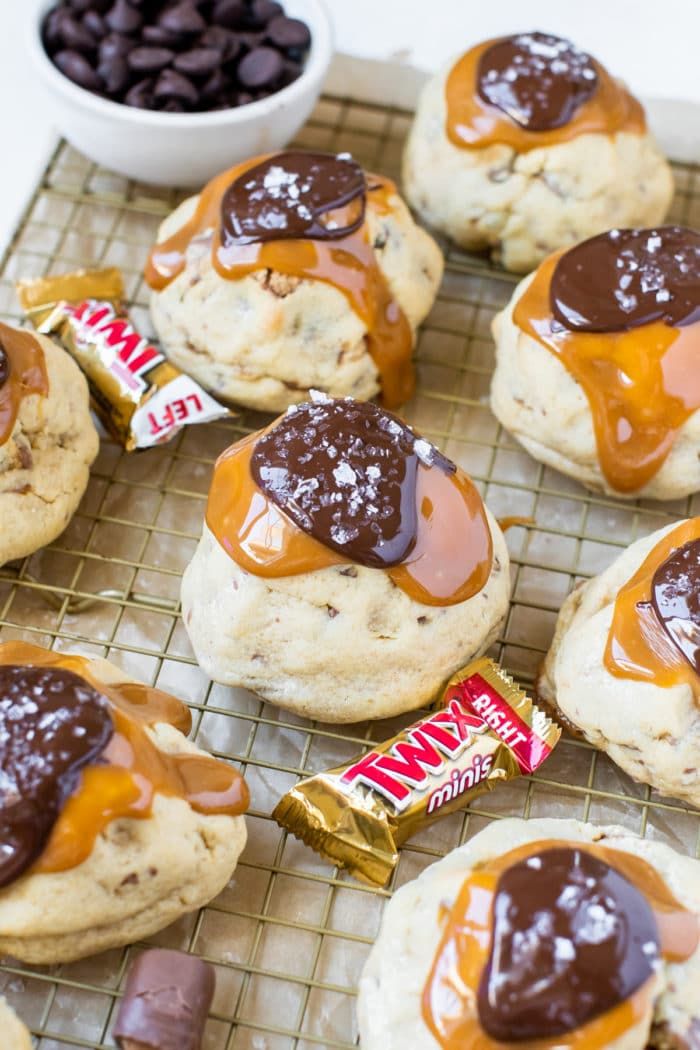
[1,93,700,1049]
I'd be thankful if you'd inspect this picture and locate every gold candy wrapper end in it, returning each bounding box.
[17,268,125,322]
[17,268,231,451]
[273,790,398,888]
[273,658,561,887]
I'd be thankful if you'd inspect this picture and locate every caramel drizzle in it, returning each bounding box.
[497,516,534,532]
[604,517,700,691]
[513,252,700,493]
[0,642,248,876]
[144,159,415,409]
[423,838,698,1049]
[0,323,49,447]
[206,429,493,607]
[445,39,645,152]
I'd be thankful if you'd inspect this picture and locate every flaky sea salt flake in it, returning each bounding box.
[414,438,435,466]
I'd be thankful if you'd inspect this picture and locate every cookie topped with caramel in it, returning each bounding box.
[445,31,643,152]
[509,226,700,494]
[358,819,700,1050]
[0,641,249,965]
[146,150,444,412]
[0,642,248,889]
[424,836,698,1047]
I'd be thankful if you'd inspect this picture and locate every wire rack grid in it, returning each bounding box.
[0,94,699,1049]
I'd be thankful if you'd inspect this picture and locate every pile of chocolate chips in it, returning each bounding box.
[42,0,312,112]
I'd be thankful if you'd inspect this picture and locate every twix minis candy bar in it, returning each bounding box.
[273,658,560,886]
[17,267,229,450]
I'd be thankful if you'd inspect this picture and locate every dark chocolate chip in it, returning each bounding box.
[54,48,103,89]
[237,45,283,87]
[266,14,311,50]
[69,0,111,10]
[105,0,143,34]
[98,53,131,93]
[128,45,176,72]
[159,2,206,34]
[200,25,240,62]
[154,67,199,103]
[235,90,254,106]
[124,75,156,107]
[250,0,283,26]
[141,24,182,46]
[200,66,232,101]
[173,47,221,76]
[280,58,302,85]
[99,31,133,62]
[43,8,68,52]
[212,0,246,28]
[82,10,107,37]
[58,14,97,53]
[160,98,186,111]
[237,30,265,51]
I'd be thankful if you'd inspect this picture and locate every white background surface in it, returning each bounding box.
[1,0,699,252]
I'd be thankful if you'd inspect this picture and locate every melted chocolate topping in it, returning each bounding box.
[220,151,367,247]
[477,846,659,1041]
[0,665,114,887]
[650,538,700,675]
[250,398,455,569]
[114,948,215,1050]
[551,226,700,333]
[476,32,598,131]
[0,345,9,387]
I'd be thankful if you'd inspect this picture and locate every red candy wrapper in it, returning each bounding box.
[17,267,230,450]
[273,658,561,886]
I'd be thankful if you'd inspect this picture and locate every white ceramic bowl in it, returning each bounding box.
[29,0,333,187]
